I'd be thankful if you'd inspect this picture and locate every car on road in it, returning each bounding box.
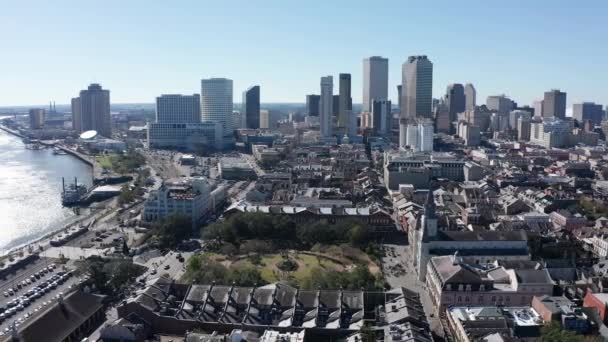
[16,304,24,311]
[3,292,8,298]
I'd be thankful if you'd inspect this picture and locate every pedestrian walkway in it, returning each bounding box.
[42,246,108,260]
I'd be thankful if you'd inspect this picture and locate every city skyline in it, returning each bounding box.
[1,1,607,108]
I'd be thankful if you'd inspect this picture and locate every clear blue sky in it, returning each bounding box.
[1,0,607,108]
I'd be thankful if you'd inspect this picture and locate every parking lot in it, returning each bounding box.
[0,258,80,336]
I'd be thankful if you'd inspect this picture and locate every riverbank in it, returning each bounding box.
[0,124,25,139]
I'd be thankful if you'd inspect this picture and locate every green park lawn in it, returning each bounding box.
[230,253,346,284]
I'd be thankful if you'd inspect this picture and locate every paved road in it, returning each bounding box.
[136,250,193,283]
[381,243,444,339]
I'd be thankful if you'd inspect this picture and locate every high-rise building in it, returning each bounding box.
[457,121,480,146]
[201,78,233,134]
[75,83,111,137]
[397,85,403,110]
[402,119,433,152]
[71,97,81,132]
[418,120,434,152]
[306,95,320,116]
[530,117,572,148]
[362,56,389,112]
[156,94,201,123]
[320,76,333,138]
[509,110,531,131]
[28,108,45,129]
[446,84,465,123]
[242,86,260,129]
[434,101,450,133]
[573,102,603,125]
[371,99,391,135]
[464,83,476,112]
[533,100,544,118]
[332,95,340,118]
[401,55,433,120]
[517,116,531,141]
[259,109,270,129]
[542,89,566,119]
[338,73,352,129]
[486,95,513,114]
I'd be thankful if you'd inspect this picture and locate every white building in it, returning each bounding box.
[362,56,389,112]
[405,123,418,150]
[201,78,233,135]
[143,177,225,225]
[418,120,434,152]
[530,117,572,148]
[156,94,201,123]
[320,76,333,138]
[402,119,433,152]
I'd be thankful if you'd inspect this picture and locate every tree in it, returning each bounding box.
[81,256,145,295]
[540,322,602,342]
[153,214,193,249]
[118,185,135,205]
[349,224,371,247]
[227,267,264,286]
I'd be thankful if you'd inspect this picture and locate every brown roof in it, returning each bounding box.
[10,290,105,342]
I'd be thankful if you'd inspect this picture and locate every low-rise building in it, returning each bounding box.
[426,254,554,310]
[218,157,257,180]
[143,177,221,225]
[532,295,591,334]
[447,306,543,342]
[147,121,224,151]
[116,278,429,341]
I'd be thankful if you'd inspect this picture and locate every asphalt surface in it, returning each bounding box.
[0,258,80,336]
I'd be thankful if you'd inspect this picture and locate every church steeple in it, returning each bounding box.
[424,185,437,219]
[421,185,438,242]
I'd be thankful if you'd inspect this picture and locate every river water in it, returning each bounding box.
[0,129,93,252]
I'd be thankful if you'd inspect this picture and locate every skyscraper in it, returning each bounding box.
[320,76,333,138]
[306,95,320,116]
[464,83,476,112]
[445,84,465,123]
[397,84,403,109]
[434,101,450,134]
[362,56,389,112]
[401,55,433,119]
[371,99,391,135]
[517,116,531,141]
[573,102,603,125]
[28,108,45,129]
[533,100,544,118]
[486,95,513,114]
[338,73,352,129]
[76,83,111,137]
[332,95,340,118]
[242,86,260,129]
[201,78,233,134]
[156,94,201,123]
[543,89,566,119]
[71,97,81,132]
